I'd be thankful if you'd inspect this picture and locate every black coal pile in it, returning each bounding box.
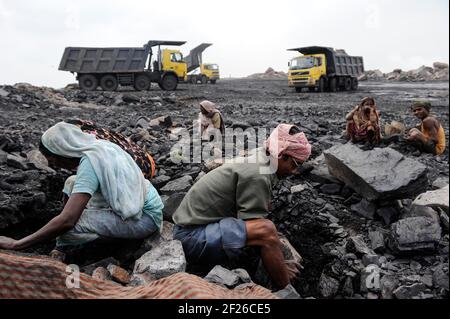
[0,79,448,299]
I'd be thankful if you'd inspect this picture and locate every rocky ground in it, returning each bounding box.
[0,79,448,299]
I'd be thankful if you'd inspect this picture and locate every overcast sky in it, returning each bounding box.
[0,0,448,88]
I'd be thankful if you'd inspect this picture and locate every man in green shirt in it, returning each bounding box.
[173,124,312,290]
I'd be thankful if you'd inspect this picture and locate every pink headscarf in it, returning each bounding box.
[264,124,312,163]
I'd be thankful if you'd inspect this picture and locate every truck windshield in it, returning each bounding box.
[290,57,315,70]
[171,53,183,63]
[205,64,219,70]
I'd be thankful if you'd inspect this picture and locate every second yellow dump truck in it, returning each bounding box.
[185,43,220,84]
[288,46,364,93]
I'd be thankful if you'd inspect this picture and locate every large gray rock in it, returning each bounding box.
[133,240,186,280]
[26,150,55,174]
[0,87,9,98]
[324,144,428,201]
[351,199,377,219]
[402,205,440,223]
[151,175,171,189]
[389,217,442,253]
[380,275,399,299]
[433,264,449,291]
[347,236,375,256]
[433,62,449,70]
[308,154,342,185]
[393,283,428,299]
[161,192,186,222]
[204,266,252,288]
[134,221,175,258]
[413,185,449,213]
[319,273,340,298]
[160,176,193,195]
[432,177,449,190]
[368,231,385,253]
[6,154,29,170]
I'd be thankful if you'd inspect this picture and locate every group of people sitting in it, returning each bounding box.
[0,98,446,291]
[345,97,446,156]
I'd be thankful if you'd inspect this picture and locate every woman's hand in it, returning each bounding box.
[0,193,91,251]
[0,236,19,250]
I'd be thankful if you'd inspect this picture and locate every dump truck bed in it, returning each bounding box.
[58,46,151,73]
[288,46,364,77]
[185,43,212,73]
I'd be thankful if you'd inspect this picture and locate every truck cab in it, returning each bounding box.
[161,49,187,82]
[287,46,364,93]
[288,54,326,92]
[200,63,220,84]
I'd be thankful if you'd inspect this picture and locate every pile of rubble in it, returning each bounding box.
[247,67,288,80]
[360,62,449,82]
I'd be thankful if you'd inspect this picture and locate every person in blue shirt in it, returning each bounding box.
[0,122,163,255]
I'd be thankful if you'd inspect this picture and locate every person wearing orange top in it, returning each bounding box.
[406,101,446,155]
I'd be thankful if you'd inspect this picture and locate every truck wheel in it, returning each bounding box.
[308,87,316,93]
[295,87,303,93]
[190,76,197,84]
[201,75,208,84]
[210,79,216,84]
[351,78,359,91]
[79,74,98,91]
[134,75,151,91]
[344,77,352,91]
[328,77,337,92]
[100,75,118,91]
[318,78,326,93]
[160,74,178,91]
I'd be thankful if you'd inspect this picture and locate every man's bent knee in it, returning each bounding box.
[246,219,279,245]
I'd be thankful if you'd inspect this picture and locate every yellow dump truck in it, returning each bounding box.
[185,43,220,84]
[287,46,364,93]
[59,40,187,91]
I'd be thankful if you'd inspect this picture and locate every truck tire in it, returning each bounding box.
[351,78,359,91]
[328,77,337,92]
[79,74,98,91]
[100,74,118,91]
[344,77,352,91]
[318,77,326,93]
[201,75,208,84]
[134,74,151,91]
[160,74,178,91]
[190,76,197,84]
[210,79,217,84]
[295,87,303,93]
